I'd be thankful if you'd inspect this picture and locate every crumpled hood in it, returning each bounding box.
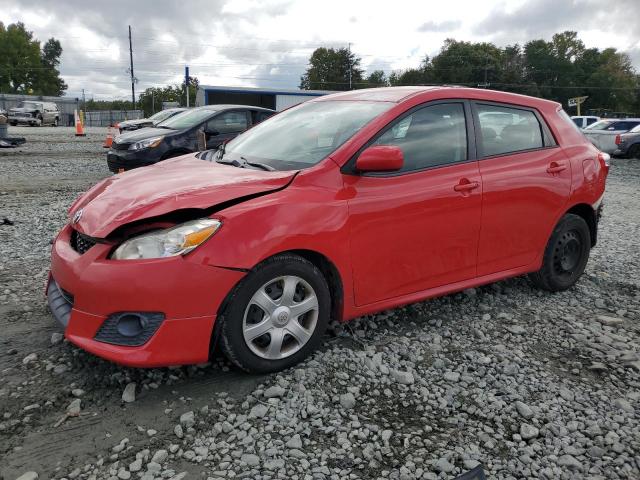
[69,155,298,238]
[119,119,153,128]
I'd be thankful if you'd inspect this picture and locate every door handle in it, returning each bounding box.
[453,179,480,193]
[547,162,567,174]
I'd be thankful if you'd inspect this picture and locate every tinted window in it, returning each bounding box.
[609,121,640,131]
[572,118,583,127]
[372,103,467,172]
[254,111,273,124]
[477,104,543,156]
[208,111,248,134]
[586,117,598,125]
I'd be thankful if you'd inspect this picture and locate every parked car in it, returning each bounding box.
[583,118,640,154]
[48,87,608,372]
[106,105,275,173]
[8,101,60,126]
[571,115,600,129]
[118,108,186,133]
[614,124,640,158]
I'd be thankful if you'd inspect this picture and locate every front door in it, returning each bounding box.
[345,101,483,306]
[472,102,572,276]
[205,110,249,148]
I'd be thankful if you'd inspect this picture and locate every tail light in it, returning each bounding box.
[615,134,621,145]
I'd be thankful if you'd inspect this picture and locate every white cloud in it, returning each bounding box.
[1,0,638,98]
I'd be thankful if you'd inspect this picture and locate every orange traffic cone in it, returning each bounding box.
[103,126,114,148]
[74,110,86,137]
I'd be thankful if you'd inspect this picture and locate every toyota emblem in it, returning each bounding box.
[72,209,83,224]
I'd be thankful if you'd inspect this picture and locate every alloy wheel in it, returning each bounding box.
[242,275,319,360]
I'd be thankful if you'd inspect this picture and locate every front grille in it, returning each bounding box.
[70,230,97,254]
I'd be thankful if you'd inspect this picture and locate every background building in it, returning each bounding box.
[195,85,333,111]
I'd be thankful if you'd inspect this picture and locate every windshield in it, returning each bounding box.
[19,101,42,109]
[585,120,614,130]
[222,100,392,170]
[149,109,180,123]
[158,108,215,129]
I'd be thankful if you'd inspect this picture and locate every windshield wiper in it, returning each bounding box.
[155,125,174,129]
[240,156,275,171]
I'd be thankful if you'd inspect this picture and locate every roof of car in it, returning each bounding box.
[195,104,275,112]
[313,86,562,110]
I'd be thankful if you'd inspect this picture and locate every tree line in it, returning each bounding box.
[300,32,640,114]
[0,22,66,96]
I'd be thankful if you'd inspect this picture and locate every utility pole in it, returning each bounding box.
[185,65,190,108]
[348,42,352,90]
[128,25,135,108]
[81,88,85,109]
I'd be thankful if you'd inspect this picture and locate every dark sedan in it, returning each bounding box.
[107,105,275,173]
[118,108,186,133]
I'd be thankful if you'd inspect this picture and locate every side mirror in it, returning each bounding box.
[355,145,403,173]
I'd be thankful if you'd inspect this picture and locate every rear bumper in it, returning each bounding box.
[48,224,246,367]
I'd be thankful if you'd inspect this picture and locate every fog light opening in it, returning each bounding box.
[116,313,147,337]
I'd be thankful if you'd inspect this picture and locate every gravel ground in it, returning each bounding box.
[0,127,639,480]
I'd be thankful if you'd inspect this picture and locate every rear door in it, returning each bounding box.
[472,102,571,276]
[344,101,483,306]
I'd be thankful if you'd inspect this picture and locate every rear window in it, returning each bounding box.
[476,104,543,156]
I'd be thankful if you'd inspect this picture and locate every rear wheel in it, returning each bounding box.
[629,145,640,159]
[219,254,331,373]
[530,214,591,292]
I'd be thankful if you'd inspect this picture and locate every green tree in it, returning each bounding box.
[365,70,388,88]
[0,22,66,95]
[137,77,199,116]
[300,47,364,90]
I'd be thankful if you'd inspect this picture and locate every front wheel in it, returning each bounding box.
[219,254,331,373]
[53,117,59,127]
[530,214,591,292]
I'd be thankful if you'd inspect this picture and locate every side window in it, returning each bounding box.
[257,111,273,123]
[476,104,543,157]
[251,110,274,124]
[372,103,467,173]
[207,111,248,134]
[586,117,598,126]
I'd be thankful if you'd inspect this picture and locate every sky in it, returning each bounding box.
[1,0,639,101]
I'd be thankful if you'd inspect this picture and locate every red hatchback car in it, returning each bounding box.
[48,87,608,372]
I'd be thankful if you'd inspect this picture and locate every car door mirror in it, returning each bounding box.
[355,145,403,172]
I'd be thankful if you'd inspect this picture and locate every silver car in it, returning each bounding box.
[583,118,640,154]
[8,101,60,127]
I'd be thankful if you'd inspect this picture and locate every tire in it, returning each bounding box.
[53,117,59,127]
[219,254,331,373]
[36,115,43,127]
[629,145,640,160]
[529,214,591,292]
[9,122,16,127]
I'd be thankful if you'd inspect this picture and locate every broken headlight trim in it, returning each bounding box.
[111,218,221,260]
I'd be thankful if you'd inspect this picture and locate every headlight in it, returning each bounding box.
[128,136,164,151]
[111,219,221,260]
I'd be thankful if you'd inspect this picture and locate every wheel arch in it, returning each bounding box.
[565,203,597,247]
[209,248,345,358]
